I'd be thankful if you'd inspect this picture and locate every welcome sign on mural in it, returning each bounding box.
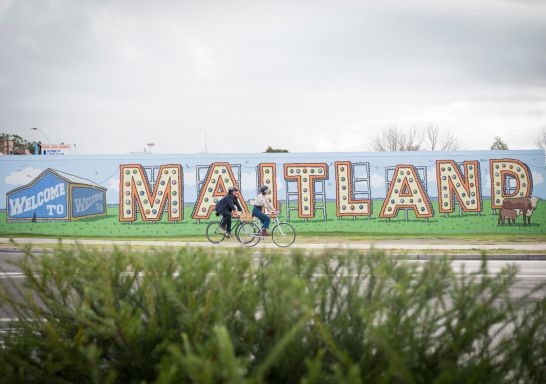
[5,169,106,221]
[0,150,544,235]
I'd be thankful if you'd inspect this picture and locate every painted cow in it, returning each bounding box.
[498,208,518,225]
[501,197,539,225]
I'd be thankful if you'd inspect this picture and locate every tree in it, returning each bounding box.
[536,127,546,150]
[0,133,40,154]
[491,136,509,150]
[371,126,423,152]
[372,125,460,152]
[424,125,460,151]
[264,146,288,153]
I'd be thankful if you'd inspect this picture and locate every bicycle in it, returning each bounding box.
[238,213,296,248]
[205,213,254,245]
[206,212,296,247]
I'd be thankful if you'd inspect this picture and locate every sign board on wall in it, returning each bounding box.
[0,150,544,235]
[41,144,73,156]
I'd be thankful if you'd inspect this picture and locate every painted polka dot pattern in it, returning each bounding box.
[257,163,278,214]
[379,165,433,219]
[489,159,532,209]
[335,161,370,216]
[192,162,247,220]
[120,164,182,222]
[284,163,328,218]
[436,160,481,213]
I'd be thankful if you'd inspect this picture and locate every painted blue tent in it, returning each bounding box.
[6,168,106,222]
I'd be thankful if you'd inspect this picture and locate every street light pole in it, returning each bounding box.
[30,127,51,144]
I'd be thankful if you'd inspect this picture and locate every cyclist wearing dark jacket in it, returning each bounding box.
[214,187,242,237]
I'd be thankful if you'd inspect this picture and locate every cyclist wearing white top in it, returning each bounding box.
[252,185,277,236]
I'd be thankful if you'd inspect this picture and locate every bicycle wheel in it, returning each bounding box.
[272,222,296,247]
[238,222,261,247]
[206,221,226,244]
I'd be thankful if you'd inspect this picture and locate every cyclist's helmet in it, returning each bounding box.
[260,185,269,193]
[228,187,238,194]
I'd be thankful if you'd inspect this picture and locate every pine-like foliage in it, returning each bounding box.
[0,246,544,383]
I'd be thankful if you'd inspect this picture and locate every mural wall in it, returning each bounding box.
[0,150,544,236]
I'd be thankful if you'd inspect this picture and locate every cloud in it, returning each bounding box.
[184,169,197,186]
[185,37,217,80]
[0,0,14,19]
[107,178,119,191]
[3,1,546,155]
[532,170,544,185]
[371,173,385,189]
[5,167,43,185]
[240,170,257,191]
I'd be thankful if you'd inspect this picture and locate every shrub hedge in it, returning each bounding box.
[0,246,545,383]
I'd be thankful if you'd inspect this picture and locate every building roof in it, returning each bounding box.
[6,168,106,196]
[51,169,105,189]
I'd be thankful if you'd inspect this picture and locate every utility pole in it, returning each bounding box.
[30,127,51,143]
[203,132,208,153]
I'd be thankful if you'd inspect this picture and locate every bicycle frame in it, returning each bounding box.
[271,216,283,233]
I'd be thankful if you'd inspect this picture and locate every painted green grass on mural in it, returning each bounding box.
[1,199,544,237]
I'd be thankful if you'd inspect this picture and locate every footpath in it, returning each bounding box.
[1,237,546,259]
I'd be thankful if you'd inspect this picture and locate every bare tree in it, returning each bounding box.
[441,130,460,151]
[425,125,440,151]
[372,124,460,152]
[536,127,546,150]
[371,126,424,152]
[372,126,402,151]
[424,125,460,151]
[405,125,424,151]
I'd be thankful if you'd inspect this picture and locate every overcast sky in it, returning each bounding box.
[1,0,545,154]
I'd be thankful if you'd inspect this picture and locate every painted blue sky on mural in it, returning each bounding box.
[1,150,545,210]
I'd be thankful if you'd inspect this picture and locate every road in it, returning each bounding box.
[1,250,545,325]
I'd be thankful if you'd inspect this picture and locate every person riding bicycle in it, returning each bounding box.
[215,187,242,238]
[252,185,278,236]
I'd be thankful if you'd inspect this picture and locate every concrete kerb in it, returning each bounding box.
[2,237,546,260]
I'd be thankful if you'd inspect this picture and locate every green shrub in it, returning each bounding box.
[0,246,545,383]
